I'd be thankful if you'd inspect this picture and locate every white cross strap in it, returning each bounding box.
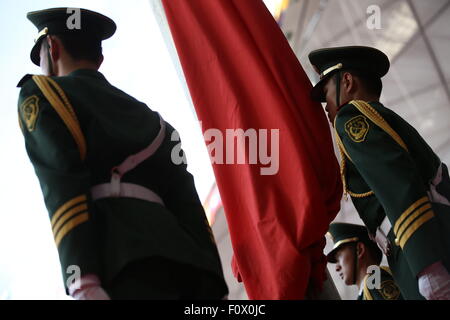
[90,112,166,205]
[113,113,166,177]
[91,182,164,206]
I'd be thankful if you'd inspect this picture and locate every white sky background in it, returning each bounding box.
[0,0,278,299]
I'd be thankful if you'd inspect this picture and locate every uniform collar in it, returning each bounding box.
[337,100,381,115]
[358,273,370,298]
[68,68,106,80]
[358,281,364,296]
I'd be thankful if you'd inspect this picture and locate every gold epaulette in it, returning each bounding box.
[32,75,87,161]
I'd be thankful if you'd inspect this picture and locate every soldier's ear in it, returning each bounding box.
[356,242,365,259]
[97,54,104,69]
[342,72,355,94]
[47,36,61,62]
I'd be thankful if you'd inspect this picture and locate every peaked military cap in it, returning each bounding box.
[308,46,390,102]
[27,7,117,66]
[326,222,381,263]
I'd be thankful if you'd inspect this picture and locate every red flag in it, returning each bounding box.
[162,0,342,299]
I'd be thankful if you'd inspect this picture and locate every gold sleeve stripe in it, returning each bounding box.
[398,211,434,249]
[32,76,87,161]
[54,213,89,247]
[394,196,428,234]
[52,203,88,236]
[349,100,409,152]
[395,203,432,241]
[51,195,86,227]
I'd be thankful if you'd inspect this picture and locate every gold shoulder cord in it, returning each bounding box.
[362,274,374,300]
[32,76,87,161]
[380,265,393,276]
[335,100,409,200]
[334,118,374,199]
[350,100,408,152]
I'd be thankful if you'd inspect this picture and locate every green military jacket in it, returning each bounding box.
[357,266,403,300]
[334,100,450,279]
[17,69,227,294]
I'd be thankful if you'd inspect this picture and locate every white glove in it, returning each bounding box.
[418,261,450,300]
[374,227,391,256]
[69,274,111,300]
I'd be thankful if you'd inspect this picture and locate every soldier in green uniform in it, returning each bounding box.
[327,222,402,300]
[17,7,228,299]
[309,46,450,300]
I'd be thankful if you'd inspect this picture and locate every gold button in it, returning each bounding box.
[395,238,400,246]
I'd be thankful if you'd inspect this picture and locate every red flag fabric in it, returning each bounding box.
[162,0,342,299]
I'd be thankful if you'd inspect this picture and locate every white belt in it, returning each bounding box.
[90,112,166,205]
[91,183,164,206]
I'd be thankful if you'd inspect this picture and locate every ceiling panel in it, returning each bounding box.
[425,3,450,82]
[411,0,449,25]
[390,85,450,159]
[383,38,439,105]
